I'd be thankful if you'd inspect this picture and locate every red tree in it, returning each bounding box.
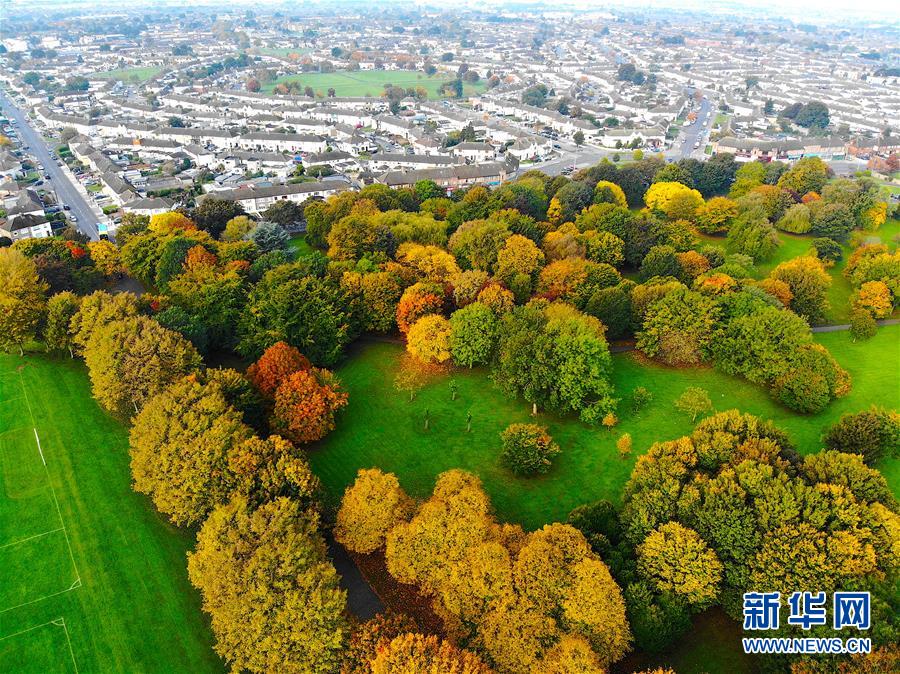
[271,368,349,444]
[246,341,311,398]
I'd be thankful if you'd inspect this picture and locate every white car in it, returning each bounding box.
[69,214,78,222]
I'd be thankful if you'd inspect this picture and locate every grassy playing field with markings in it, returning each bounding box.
[261,69,486,98]
[0,354,220,673]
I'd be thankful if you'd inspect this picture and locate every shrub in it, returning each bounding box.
[500,423,561,476]
[849,308,878,341]
[822,407,900,465]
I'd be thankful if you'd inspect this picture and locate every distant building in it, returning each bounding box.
[202,180,347,214]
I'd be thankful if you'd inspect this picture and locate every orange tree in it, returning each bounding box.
[271,368,349,444]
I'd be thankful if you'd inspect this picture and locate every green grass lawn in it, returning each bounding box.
[289,234,314,257]
[261,70,486,99]
[92,66,163,82]
[0,354,220,673]
[309,325,900,531]
[252,47,312,58]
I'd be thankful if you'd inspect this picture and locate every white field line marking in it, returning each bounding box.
[0,527,64,550]
[17,372,82,588]
[58,616,80,674]
[0,585,80,615]
[0,619,58,642]
[0,617,80,674]
[34,428,45,466]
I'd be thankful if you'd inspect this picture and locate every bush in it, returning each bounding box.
[849,308,877,341]
[811,237,842,263]
[499,423,560,476]
[822,407,900,465]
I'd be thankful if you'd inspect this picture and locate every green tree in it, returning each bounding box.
[191,196,245,238]
[500,423,561,476]
[822,407,900,465]
[674,386,713,422]
[44,292,80,357]
[450,302,497,367]
[249,221,290,253]
[238,265,353,366]
[637,287,717,366]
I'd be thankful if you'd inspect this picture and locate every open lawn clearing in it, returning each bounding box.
[0,354,220,674]
[261,69,486,98]
[310,325,900,531]
[289,234,314,257]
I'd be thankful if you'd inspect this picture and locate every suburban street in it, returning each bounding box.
[667,96,715,160]
[0,88,103,241]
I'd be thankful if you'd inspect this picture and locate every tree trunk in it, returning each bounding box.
[532,402,537,416]
[68,346,74,359]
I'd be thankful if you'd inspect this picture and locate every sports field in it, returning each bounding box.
[262,69,486,98]
[0,354,220,673]
[92,67,163,82]
[309,325,900,531]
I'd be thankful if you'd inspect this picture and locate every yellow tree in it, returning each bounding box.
[130,376,253,526]
[547,197,564,225]
[88,240,123,276]
[84,315,202,415]
[644,182,704,221]
[637,522,723,607]
[695,196,738,234]
[406,314,453,364]
[385,469,497,592]
[594,181,628,208]
[397,243,461,282]
[852,280,892,319]
[370,633,493,674]
[149,210,196,233]
[0,248,48,355]
[187,496,348,674]
[496,234,545,292]
[481,599,560,674]
[335,469,414,553]
[535,634,605,674]
[560,558,632,665]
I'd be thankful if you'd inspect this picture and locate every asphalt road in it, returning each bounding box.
[0,89,102,241]
[668,97,715,160]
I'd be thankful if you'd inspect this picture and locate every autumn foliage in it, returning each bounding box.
[271,368,349,444]
[246,341,311,398]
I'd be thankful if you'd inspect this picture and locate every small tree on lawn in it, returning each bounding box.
[500,423,561,476]
[602,412,618,431]
[394,354,429,402]
[674,386,713,422]
[631,386,653,414]
[617,433,633,459]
